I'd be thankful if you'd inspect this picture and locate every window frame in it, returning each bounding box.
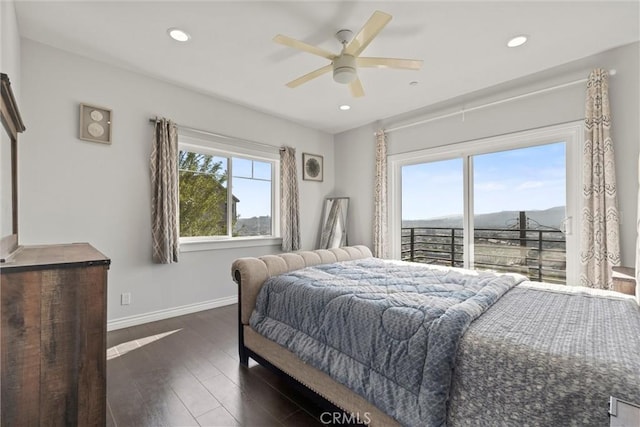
[177,132,281,252]
[388,121,583,284]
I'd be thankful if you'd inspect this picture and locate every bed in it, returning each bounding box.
[231,246,640,426]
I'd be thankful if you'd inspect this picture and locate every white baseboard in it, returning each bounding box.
[107,295,238,331]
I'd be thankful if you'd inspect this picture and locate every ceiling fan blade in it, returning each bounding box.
[344,10,392,57]
[349,78,365,98]
[357,57,423,70]
[273,34,337,60]
[286,65,333,88]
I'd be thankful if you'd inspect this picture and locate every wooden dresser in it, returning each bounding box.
[1,243,110,426]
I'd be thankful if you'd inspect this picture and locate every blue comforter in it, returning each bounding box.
[250,258,526,426]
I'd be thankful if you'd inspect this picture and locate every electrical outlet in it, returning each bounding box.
[121,293,131,305]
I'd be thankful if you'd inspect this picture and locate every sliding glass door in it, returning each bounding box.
[472,143,566,283]
[390,122,581,284]
[401,159,464,266]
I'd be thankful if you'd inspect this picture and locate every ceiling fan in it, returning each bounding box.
[274,10,423,97]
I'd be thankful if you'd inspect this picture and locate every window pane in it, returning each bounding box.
[232,157,252,179]
[473,142,566,283]
[179,150,228,237]
[401,158,464,266]
[232,157,272,237]
[253,161,272,180]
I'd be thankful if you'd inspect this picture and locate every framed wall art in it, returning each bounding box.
[302,153,323,182]
[79,103,112,144]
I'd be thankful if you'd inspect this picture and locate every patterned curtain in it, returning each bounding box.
[280,146,301,251]
[150,118,179,264]
[373,130,388,258]
[579,69,620,289]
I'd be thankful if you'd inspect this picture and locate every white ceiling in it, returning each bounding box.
[14,1,640,134]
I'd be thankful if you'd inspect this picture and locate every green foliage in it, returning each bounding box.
[179,151,229,237]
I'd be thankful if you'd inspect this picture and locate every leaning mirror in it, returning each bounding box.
[0,73,26,261]
[319,197,349,249]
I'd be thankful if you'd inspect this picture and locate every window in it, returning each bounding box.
[178,133,279,246]
[390,121,582,284]
[401,158,464,266]
[472,143,567,283]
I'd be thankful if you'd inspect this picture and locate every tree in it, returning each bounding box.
[178,151,229,237]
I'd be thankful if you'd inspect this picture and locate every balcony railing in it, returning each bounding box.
[401,226,566,284]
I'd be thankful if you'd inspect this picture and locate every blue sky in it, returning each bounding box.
[198,143,566,221]
[402,142,566,220]
[231,158,272,219]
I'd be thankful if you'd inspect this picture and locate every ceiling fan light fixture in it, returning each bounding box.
[333,54,357,84]
[333,67,357,84]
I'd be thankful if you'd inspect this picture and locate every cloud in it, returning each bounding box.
[516,181,545,190]
[475,181,507,191]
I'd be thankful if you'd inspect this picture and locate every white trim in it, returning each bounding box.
[564,125,583,284]
[179,138,279,161]
[463,155,473,268]
[178,126,280,154]
[180,236,282,252]
[389,120,583,284]
[107,295,238,331]
[389,121,583,163]
[388,157,402,259]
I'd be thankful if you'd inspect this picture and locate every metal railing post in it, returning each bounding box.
[410,228,415,262]
[519,211,527,247]
[538,230,543,281]
[450,228,455,266]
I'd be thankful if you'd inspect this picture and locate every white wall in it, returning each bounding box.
[335,42,640,268]
[19,39,334,325]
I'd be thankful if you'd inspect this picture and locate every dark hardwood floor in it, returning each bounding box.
[107,304,327,426]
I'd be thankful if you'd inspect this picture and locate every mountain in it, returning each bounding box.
[403,206,565,230]
[235,216,272,236]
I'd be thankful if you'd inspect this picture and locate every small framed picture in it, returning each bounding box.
[302,153,323,182]
[79,103,112,144]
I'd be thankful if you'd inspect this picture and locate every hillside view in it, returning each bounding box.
[235,216,272,236]
[402,206,567,284]
[233,206,566,237]
[402,206,565,230]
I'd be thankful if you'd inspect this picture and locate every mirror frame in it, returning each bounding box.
[0,73,26,261]
[319,197,349,249]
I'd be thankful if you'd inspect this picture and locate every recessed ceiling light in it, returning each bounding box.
[409,81,419,86]
[339,105,351,111]
[168,28,190,42]
[507,35,528,48]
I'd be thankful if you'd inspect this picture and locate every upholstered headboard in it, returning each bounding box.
[231,245,373,324]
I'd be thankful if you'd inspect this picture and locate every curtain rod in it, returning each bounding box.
[149,118,283,151]
[381,69,617,134]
